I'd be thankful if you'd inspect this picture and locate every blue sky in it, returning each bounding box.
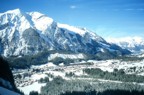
[0,0,144,38]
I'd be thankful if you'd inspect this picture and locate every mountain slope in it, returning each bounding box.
[107,37,144,53]
[0,9,130,58]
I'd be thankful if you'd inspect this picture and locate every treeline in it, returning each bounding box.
[49,57,83,65]
[114,56,144,61]
[0,57,24,94]
[4,48,143,69]
[83,68,144,83]
[4,50,87,69]
[4,50,50,69]
[40,76,144,95]
[61,90,144,95]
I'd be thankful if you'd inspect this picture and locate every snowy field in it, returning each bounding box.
[13,59,144,94]
[18,82,46,95]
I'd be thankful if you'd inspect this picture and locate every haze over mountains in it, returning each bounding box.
[0,9,130,58]
[107,37,144,53]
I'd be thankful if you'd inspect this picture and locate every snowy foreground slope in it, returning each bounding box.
[0,9,130,57]
[0,57,22,95]
[0,87,20,95]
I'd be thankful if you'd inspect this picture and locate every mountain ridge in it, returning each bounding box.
[0,9,130,58]
[107,37,144,53]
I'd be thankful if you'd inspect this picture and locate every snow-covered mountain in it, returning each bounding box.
[107,37,144,53]
[0,9,130,57]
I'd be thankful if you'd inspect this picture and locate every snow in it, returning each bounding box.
[141,54,144,57]
[88,59,144,75]
[0,9,129,57]
[48,53,85,60]
[31,74,47,81]
[0,78,12,89]
[18,16,31,32]
[57,23,87,36]
[18,82,46,95]
[46,71,65,77]
[74,70,83,76]
[47,62,57,67]
[106,36,144,52]
[107,36,144,45]
[93,60,118,72]
[97,79,123,83]
[0,86,20,95]
[0,8,31,33]
[139,53,144,57]
[59,63,64,66]
[28,12,45,19]
[57,24,101,42]
[29,12,53,31]
[0,8,21,16]
[100,48,105,52]
[31,62,57,69]
[13,59,144,95]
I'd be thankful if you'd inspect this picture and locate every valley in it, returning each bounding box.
[0,8,144,95]
[12,57,144,95]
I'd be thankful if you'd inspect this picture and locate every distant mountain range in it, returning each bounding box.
[0,9,130,59]
[107,37,144,53]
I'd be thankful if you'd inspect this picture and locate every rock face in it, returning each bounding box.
[0,9,130,57]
